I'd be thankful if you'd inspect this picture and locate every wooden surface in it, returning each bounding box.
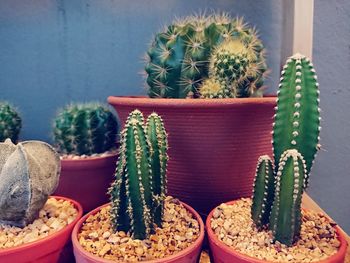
[200,194,350,263]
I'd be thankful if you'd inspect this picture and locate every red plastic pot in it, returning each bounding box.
[54,153,118,213]
[72,201,205,263]
[0,196,83,263]
[108,96,276,217]
[206,200,348,263]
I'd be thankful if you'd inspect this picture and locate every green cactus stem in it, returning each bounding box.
[269,149,307,246]
[145,15,267,98]
[0,102,21,143]
[146,113,168,227]
[273,54,320,186]
[199,78,233,99]
[251,155,275,228]
[53,103,118,156]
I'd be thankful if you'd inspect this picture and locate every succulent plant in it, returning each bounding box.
[199,78,232,99]
[145,15,267,98]
[0,139,60,227]
[109,110,168,240]
[0,102,21,143]
[53,103,118,156]
[250,54,320,246]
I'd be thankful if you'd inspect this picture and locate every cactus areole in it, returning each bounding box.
[251,53,320,246]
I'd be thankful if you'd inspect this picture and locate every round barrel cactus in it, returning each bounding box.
[145,15,267,98]
[0,102,21,143]
[53,103,119,156]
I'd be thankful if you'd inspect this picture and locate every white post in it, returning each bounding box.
[281,0,314,65]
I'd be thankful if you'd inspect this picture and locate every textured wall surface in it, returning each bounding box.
[0,0,349,232]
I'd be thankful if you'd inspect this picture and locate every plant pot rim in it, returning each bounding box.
[108,95,276,109]
[206,199,348,263]
[60,152,118,168]
[0,195,83,256]
[72,200,205,263]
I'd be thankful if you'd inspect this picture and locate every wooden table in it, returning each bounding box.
[200,194,350,263]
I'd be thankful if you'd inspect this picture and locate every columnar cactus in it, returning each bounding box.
[0,139,60,227]
[250,54,320,246]
[0,102,21,142]
[145,15,267,98]
[53,103,118,156]
[109,110,168,240]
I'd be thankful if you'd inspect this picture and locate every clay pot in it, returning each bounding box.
[108,96,276,217]
[206,200,348,263]
[0,196,83,263]
[54,153,118,213]
[72,201,205,263]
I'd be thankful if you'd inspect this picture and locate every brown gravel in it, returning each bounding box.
[210,198,341,262]
[0,198,78,249]
[78,196,200,262]
[60,149,117,160]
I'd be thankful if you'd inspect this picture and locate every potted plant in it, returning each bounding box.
[0,139,83,263]
[108,14,276,217]
[72,110,204,262]
[206,54,348,262]
[0,101,21,142]
[53,102,119,213]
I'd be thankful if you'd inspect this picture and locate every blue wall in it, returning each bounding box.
[1,0,350,233]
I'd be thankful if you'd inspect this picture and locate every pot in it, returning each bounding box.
[54,153,118,213]
[108,96,276,217]
[0,196,83,263]
[72,201,205,263]
[206,200,348,263]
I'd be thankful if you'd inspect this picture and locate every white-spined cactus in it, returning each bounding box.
[0,139,60,227]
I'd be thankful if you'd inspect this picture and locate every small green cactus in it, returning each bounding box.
[109,110,168,240]
[53,103,118,156]
[145,15,267,98]
[0,102,21,143]
[250,54,320,246]
[199,79,232,99]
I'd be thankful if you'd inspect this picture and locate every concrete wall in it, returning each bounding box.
[0,0,349,232]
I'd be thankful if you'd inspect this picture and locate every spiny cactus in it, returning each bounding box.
[199,79,232,99]
[269,149,307,246]
[0,139,60,227]
[109,110,168,240]
[250,54,320,246]
[273,53,320,185]
[251,155,275,228]
[53,103,118,156]
[145,15,267,98]
[0,102,21,143]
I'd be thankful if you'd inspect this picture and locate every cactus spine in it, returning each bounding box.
[109,110,168,240]
[251,155,275,228]
[53,103,118,155]
[145,15,267,98]
[250,54,320,246]
[0,102,21,143]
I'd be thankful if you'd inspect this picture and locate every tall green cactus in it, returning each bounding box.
[53,103,118,155]
[250,54,320,246]
[251,155,275,228]
[145,15,267,98]
[0,102,21,143]
[109,110,168,240]
[273,53,320,185]
[269,149,307,246]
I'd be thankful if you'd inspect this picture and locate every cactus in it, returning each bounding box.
[273,53,320,185]
[0,139,60,227]
[251,155,275,228]
[53,103,118,156]
[145,15,267,98]
[199,78,232,99]
[109,110,168,240]
[269,149,307,246]
[250,54,320,246]
[0,102,21,143]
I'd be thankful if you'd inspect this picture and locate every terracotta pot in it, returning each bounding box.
[206,200,348,263]
[108,96,276,216]
[72,201,205,263]
[54,153,118,213]
[0,196,83,263]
